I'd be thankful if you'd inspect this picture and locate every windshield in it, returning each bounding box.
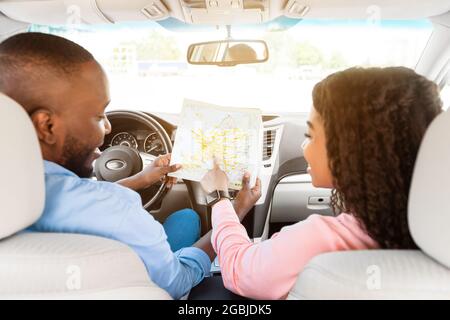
[30,19,433,113]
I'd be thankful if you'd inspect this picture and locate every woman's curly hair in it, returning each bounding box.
[312,67,443,249]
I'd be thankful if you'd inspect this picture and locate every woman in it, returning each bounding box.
[200,67,443,299]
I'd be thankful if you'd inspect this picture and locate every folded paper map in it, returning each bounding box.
[168,99,262,190]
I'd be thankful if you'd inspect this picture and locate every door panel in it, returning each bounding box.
[270,174,333,223]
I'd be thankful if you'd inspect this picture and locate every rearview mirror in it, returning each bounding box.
[187,40,269,66]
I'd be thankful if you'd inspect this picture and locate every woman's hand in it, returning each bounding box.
[234,173,262,221]
[201,160,261,222]
[200,159,229,193]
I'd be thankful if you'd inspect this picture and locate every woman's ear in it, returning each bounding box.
[30,109,57,145]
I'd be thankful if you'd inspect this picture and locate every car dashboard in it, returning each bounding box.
[101,112,176,157]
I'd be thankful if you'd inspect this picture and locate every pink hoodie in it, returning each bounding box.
[211,199,379,299]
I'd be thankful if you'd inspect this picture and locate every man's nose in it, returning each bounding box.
[104,115,112,135]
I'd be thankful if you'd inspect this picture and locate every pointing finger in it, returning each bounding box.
[242,172,251,189]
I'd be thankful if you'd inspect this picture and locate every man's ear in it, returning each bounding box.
[30,109,57,145]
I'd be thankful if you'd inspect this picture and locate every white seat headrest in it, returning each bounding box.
[0,93,44,240]
[409,110,450,268]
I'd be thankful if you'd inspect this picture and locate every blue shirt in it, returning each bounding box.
[28,160,210,299]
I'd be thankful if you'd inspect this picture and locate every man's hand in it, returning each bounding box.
[117,153,181,191]
[233,173,262,221]
[142,153,181,189]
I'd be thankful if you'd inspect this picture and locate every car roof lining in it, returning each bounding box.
[0,0,449,27]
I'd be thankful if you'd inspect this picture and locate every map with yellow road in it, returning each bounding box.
[169,99,262,189]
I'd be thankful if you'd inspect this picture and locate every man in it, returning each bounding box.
[0,32,258,299]
[225,44,257,62]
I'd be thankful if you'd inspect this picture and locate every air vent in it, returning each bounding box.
[263,129,276,161]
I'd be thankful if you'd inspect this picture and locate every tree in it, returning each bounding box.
[291,42,324,67]
[326,51,348,69]
[124,30,182,61]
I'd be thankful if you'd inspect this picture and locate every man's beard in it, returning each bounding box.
[61,134,97,178]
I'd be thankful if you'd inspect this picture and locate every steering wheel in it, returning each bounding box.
[94,110,172,209]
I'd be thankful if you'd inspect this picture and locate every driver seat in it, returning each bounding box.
[288,109,450,299]
[0,93,171,299]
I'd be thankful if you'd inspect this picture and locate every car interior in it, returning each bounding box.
[0,0,449,300]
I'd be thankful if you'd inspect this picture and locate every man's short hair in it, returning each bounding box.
[0,32,96,111]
